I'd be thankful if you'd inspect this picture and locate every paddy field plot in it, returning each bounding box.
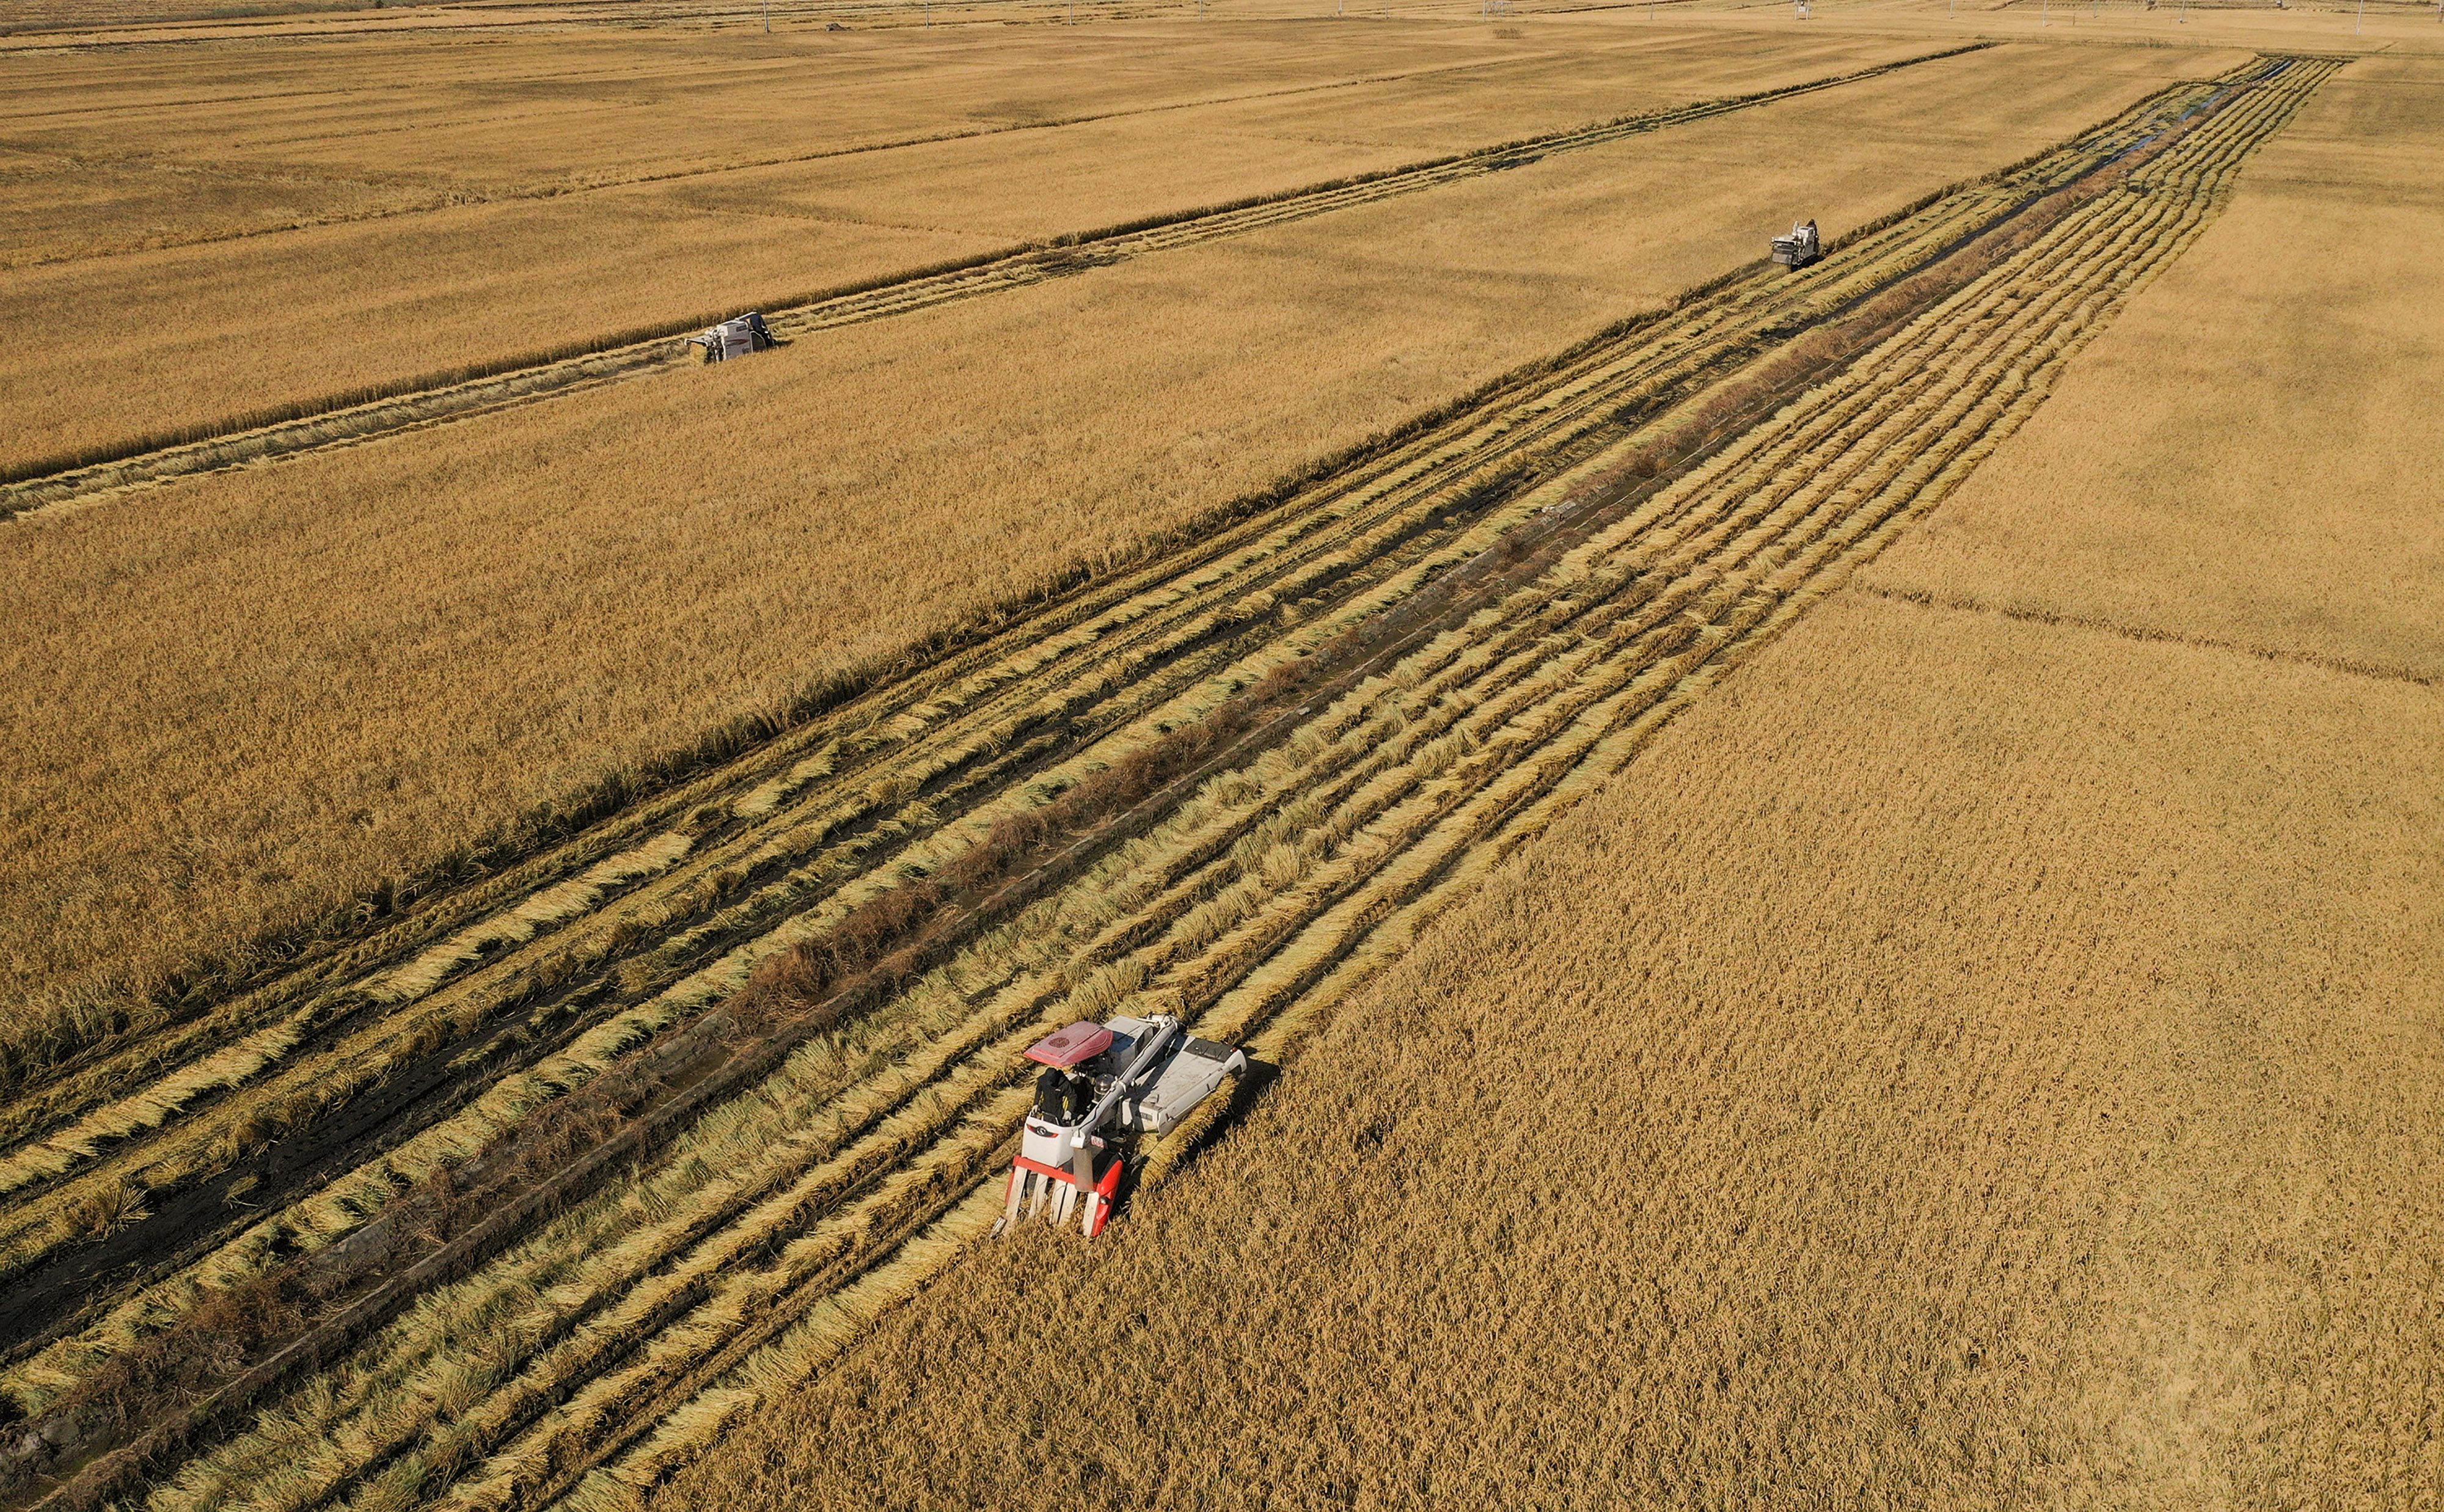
[0,12,2426,1511]
[643,44,2444,1511]
[0,24,1944,469]
[0,31,2225,1052]
[1858,53,2444,683]
[2,53,2387,1512]
[675,586,2439,1511]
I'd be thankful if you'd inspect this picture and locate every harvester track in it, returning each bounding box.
[0,53,2334,1512]
[0,43,1988,519]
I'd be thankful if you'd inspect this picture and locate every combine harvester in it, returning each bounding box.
[687,312,784,362]
[1771,219,1821,269]
[996,1015,1247,1238]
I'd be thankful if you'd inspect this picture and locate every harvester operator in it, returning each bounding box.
[1033,1064,1094,1126]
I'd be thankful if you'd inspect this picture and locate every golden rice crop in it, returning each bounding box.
[0,23,1952,470]
[0,63,2288,1340]
[634,53,2439,1508]
[0,34,2217,1072]
[0,34,2374,1512]
[1859,57,2444,684]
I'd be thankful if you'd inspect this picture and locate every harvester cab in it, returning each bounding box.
[1771,219,1821,269]
[687,312,783,362]
[995,1014,1247,1238]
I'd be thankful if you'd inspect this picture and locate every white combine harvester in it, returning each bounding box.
[1771,219,1821,269]
[996,1014,1246,1238]
[687,312,783,362]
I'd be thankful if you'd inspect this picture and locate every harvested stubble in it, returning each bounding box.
[663,587,2443,1511]
[0,35,2227,1085]
[0,55,2338,1512]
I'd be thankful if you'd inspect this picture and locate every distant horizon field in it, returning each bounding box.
[2,25,1943,467]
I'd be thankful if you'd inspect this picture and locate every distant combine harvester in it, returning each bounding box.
[687,312,783,363]
[1773,218,1822,268]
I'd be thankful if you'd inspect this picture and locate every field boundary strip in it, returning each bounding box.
[0,54,2340,1512]
[0,40,1992,515]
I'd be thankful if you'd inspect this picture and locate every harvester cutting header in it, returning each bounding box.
[996,1014,1246,1238]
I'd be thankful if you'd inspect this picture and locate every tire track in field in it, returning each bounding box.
[0,42,1988,517]
[0,53,2333,1512]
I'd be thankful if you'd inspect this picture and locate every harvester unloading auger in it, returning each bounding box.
[995,1015,1248,1238]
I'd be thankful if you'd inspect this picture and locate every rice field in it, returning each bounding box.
[646,52,2443,1512]
[674,585,2440,1510]
[0,24,1946,470]
[1858,52,2444,682]
[0,42,2371,1510]
[0,31,2233,1082]
[8,0,2435,1501]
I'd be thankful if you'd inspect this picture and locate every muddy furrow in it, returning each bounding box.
[0,54,2332,1512]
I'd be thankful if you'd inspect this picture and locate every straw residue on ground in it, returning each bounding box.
[659,585,2443,1510]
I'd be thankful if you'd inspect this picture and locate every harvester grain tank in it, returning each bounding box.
[687,312,783,362]
[1771,219,1821,269]
[995,1014,1247,1238]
